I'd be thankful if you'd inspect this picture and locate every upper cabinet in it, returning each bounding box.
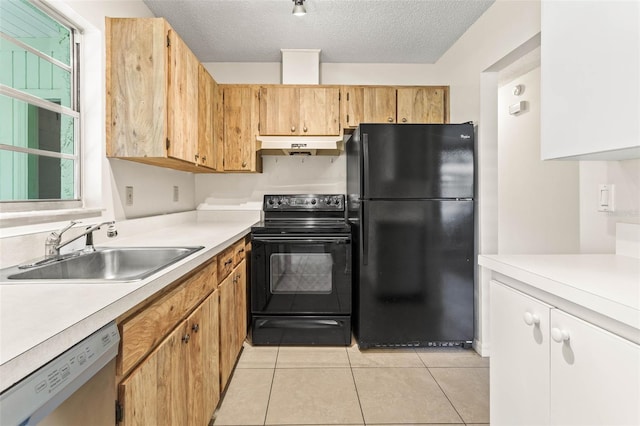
[106,18,209,173]
[259,86,340,136]
[197,64,217,170]
[220,85,262,172]
[397,87,448,124]
[541,1,640,160]
[342,86,449,128]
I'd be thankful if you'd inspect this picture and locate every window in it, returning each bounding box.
[0,0,80,207]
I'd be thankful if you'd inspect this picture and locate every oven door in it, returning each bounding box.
[251,234,351,315]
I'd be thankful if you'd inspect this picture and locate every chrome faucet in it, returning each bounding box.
[44,220,118,258]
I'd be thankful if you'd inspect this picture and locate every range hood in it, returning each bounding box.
[257,136,344,156]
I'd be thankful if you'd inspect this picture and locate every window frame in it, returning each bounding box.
[0,0,82,211]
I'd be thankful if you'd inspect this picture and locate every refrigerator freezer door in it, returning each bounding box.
[359,124,474,199]
[356,199,474,347]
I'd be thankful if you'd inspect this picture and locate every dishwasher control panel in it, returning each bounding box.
[0,322,120,426]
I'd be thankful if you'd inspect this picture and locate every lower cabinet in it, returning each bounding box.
[490,281,551,425]
[219,260,247,391]
[118,290,220,426]
[116,236,250,425]
[549,309,640,425]
[490,280,640,426]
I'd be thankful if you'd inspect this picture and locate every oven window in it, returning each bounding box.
[270,253,332,294]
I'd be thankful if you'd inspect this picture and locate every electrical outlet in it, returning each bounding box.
[125,186,133,206]
[173,186,179,202]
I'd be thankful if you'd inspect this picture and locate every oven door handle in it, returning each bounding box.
[252,236,351,244]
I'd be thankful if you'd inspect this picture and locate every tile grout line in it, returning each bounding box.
[423,364,466,425]
[262,346,280,426]
[347,345,367,426]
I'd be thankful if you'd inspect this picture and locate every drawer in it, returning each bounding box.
[117,258,217,377]
[217,245,235,282]
[233,239,246,266]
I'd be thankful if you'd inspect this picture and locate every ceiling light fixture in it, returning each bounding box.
[292,0,306,16]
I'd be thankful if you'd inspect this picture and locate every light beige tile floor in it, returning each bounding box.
[213,342,489,426]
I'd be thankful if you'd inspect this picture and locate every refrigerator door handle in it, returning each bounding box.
[362,133,370,197]
[361,202,369,265]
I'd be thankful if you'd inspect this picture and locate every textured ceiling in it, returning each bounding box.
[143,0,495,64]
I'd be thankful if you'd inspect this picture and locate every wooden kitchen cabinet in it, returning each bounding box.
[219,85,262,172]
[218,259,247,391]
[259,86,340,136]
[197,64,217,170]
[396,86,448,124]
[118,290,220,426]
[342,86,396,128]
[342,86,449,128]
[106,18,210,173]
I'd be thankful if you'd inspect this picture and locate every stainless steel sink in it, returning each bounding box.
[3,247,204,282]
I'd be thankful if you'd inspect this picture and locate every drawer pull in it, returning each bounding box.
[191,323,199,333]
[224,259,233,266]
[182,334,190,344]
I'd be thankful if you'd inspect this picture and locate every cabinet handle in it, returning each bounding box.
[202,156,207,163]
[303,126,308,133]
[387,117,393,122]
[238,248,245,254]
[242,161,247,168]
[191,323,199,333]
[224,259,233,266]
[401,118,407,123]
[182,334,190,344]
[551,328,570,343]
[291,126,296,132]
[523,312,540,326]
[194,154,199,161]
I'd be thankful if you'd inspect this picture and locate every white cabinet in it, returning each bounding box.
[541,1,640,160]
[490,280,640,426]
[490,281,551,425]
[549,309,640,425]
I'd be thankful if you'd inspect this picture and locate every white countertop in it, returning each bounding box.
[0,214,258,392]
[478,254,640,334]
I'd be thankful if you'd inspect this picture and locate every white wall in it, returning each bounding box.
[579,159,640,253]
[497,66,580,254]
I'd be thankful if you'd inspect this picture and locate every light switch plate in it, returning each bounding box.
[125,186,133,206]
[598,184,614,212]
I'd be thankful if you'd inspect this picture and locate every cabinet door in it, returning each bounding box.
[341,86,364,129]
[119,322,188,426]
[397,87,447,124]
[222,86,260,171]
[363,87,396,123]
[299,87,340,135]
[106,18,167,158]
[185,291,220,426]
[259,86,299,135]
[550,309,640,425]
[167,29,199,164]
[218,272,236,390]
[234,260,247,353]
[490,280,551,426]
[197,64,216,170]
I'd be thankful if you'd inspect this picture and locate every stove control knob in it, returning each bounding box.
[277,199,282,205]
[268,198,275,205]
[311,199,317,205]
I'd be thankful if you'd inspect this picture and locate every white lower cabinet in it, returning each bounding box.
[490,280,551,425]
[549,309,640,425]
[490,280,640,426]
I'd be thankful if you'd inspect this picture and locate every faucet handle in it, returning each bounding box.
[106,223,118,238]
[57,220,79,236]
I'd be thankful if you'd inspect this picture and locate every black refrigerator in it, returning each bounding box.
[346,123,475,349]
